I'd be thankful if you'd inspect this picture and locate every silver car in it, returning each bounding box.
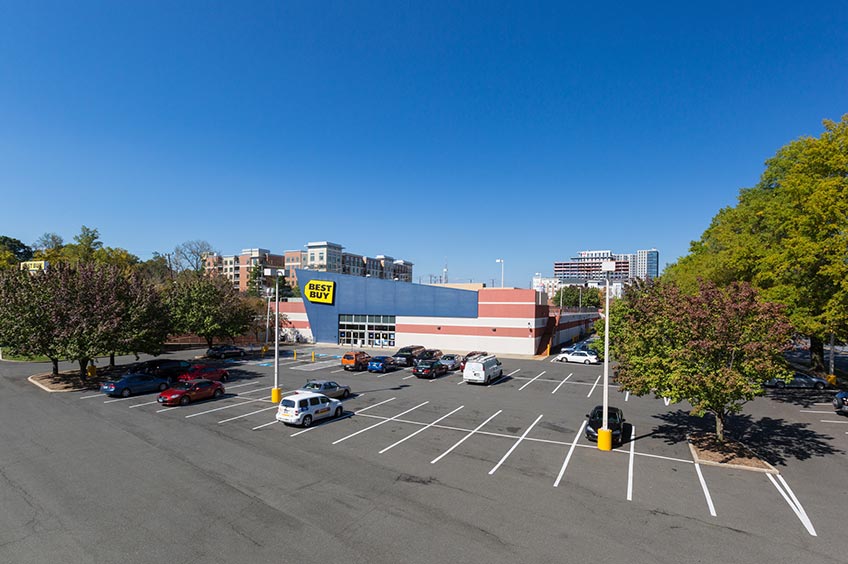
[765,372,828,390]
[298,380,351,399]
[439,354,462,371]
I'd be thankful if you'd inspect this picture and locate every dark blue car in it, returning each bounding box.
[100,373,171,398]
[367,356,397,373]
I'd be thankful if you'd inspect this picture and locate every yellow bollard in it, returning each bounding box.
[271,388,281,404]
[262,345,268,357]
[294,350,297,361]
[826,374,837,386]
[311,351,315,362]
[86,364,97,378]
[597,429,613,451]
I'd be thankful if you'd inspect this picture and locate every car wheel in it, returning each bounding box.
[776,381,785,389]
[342,389,350,399]
[213,388,223,398]
[121,388,131,398]
[302,415,313,428]
[382,367,387,373]
[180,395,190,406]
[239,351,245,357]
[584,360,590,364]
[334,407,343,418]
[158,383,167,392]
[221,374,229,382]
[815,382,825,390]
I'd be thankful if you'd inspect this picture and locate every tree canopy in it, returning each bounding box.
[607,279,793,441]
[166,272,253,347]
[664,115,848,370]
[551,285,601,308]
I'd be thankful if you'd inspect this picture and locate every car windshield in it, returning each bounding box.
[343,354,354,360]
[171,382,191,390]
[419,360,434,367]
[302,382,321,390]
[281,399,295,407]
[372,357,387,362]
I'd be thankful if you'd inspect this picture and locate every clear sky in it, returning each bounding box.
[2,1,846,287]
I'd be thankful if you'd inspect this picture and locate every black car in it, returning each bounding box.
[584,406,626,445]
[413,359,448,379]
[833,391,848,415]
[414,349,443,366]
[392,346,424,367]
[206,345,246,359]
[127,359,192,383]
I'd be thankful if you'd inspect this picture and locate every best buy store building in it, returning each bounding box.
[277,270,598,356]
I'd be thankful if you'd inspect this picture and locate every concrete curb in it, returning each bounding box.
[687,438,779,475]
[27,373,80,393]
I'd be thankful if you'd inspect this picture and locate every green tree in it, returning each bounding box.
[106,269,170,367]
[166,272,253,347]
[0,269,63,374]
[551,285,601,308]
[0,236,33,262]
[135,253,174,285]
[606,279,793,441]
[665,116,848,371]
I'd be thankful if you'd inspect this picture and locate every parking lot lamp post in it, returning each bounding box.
[598,261,616,451]
[496,258,504,288]
[265,268,284,404]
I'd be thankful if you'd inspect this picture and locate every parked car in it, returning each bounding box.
[276,391,344,427]
[298,380,351,399]
[342,351,371,371]
[177,365,230,382]
[392,345,425,367]
[765,372,829,390]
[100,373,170,397]
[462,355,503,385]
[128,359,192,383]
[554,350,600,364]
[460,351,488,371]
[414,349,443,366]
[206,345,246,359]
[413,359,448,379]
[157,379,225,406]
[833,391,848,415]
[439,354,462,371]
[368,356,397,373]
[585,406,626,445]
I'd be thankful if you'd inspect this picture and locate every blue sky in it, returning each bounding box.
[2,1,846,287]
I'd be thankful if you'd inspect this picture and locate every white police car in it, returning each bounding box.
[276,391,344,427]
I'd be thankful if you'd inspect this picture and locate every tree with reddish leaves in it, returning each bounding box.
[608,279,794,441]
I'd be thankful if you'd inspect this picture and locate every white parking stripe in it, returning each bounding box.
[820,419,848,424]
[226,381,263,389]
[331,369,345,373]
[554,420,586,487]
[627,424,635,501]
[403,374,415,380]
[694,463,717,517]
[104,395,144,404]
[219,405,277,423]
[488,414,543,475]
[506,369,520,377]
[768,474,817,536]
[379,406,465,454]
[356,397,396,413]
[551,373,572,394]
[586,374,602,398]
[290,413,355,436]
[185,398,266,418]
[625,391,630,402]
[519,371,546,391]
[128,400,159,408]
[431,410,502,464]
[799,410,831,414]
[332,402,429,445]
[156,406,180,413]
[252,420,279,430]
[79,393,106,399]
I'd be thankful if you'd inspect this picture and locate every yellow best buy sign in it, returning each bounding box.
[304,280,335,304]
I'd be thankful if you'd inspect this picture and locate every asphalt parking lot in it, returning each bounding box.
[1,347,846,564]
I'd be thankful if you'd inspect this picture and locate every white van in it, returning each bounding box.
[462,355,503,385]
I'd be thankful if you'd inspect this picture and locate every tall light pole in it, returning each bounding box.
[264,268,284,404]
[598,260,616,451]
[496,258,504,288]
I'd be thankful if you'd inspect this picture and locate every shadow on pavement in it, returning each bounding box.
[647,409,844,466]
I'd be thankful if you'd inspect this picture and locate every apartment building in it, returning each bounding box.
[291,241,414,282]
[204,248,285,293]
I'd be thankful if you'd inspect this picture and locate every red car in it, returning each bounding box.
[157,379,225,406]
[177,365,230,382]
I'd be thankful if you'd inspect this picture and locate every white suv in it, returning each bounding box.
[276,391,344,427]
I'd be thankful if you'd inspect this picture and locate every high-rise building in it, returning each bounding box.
[293,241,414,282]
[553,248,659,282]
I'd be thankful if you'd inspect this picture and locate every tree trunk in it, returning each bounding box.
[51,358,59,376]
[714,412,725,443]
[809,335,825,372]
[109,352,115,368]
[206,336,213,348]
[78,358,89,381]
